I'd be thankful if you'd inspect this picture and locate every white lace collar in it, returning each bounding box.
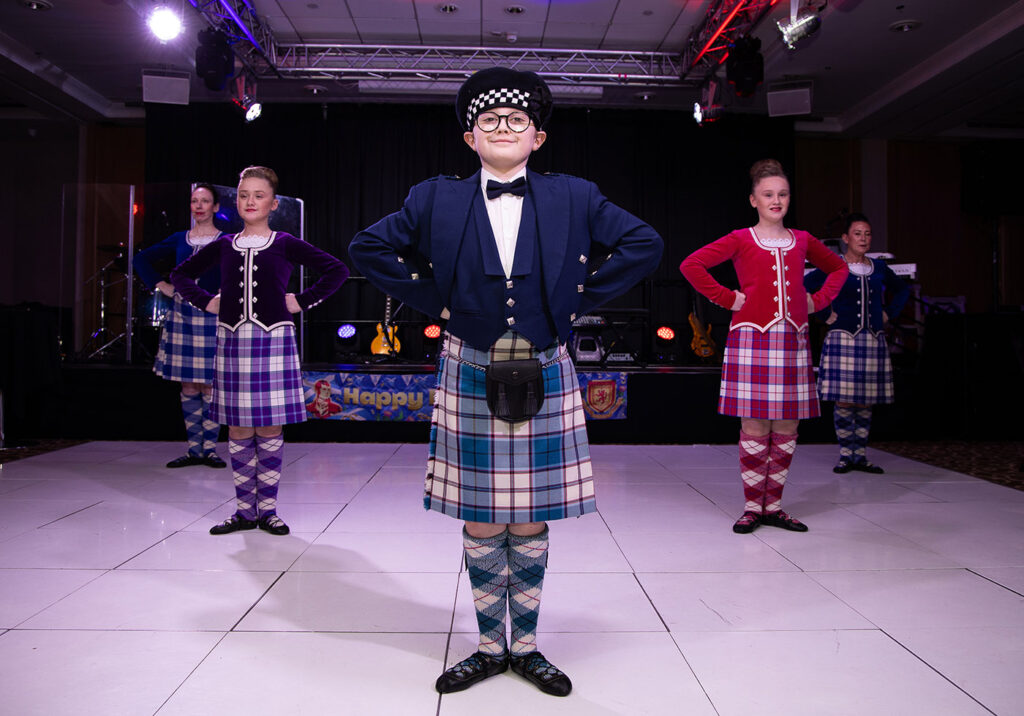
[233,231,276,249]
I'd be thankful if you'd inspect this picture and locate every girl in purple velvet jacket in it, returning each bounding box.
[172,166,348,536]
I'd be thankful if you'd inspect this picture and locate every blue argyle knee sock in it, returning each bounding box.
[834,406,856,462]
[853,408,873,463]
[508,527,548,656]
[200,393,220,457]
[255,434,284,517]
[228,436,258,521]
[180,392,204,457]
[464,529,509,656]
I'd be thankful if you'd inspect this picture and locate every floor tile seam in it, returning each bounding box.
[629,572,672,634]
[228,571,288,632]
[876,626,999,715]
[318,464,388,533]
[153,630,234,716]
[965,568,1024,599]
[8,567,113,629]
[2,626,234,633]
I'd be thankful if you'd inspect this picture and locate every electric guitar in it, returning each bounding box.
[688,299,716,359]
[370,294,401,356]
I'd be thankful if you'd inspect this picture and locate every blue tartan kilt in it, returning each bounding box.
[153,296,217,384]
[425,331,596,524]
[211,322,306,427]
[818,329,895,404]
[718,322,820,420]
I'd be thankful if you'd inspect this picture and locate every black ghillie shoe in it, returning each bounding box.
[851,460,884,474]
[203,453,227,469]
[833,459,854,474]
[209,514,258,535]
[760,510,809,532]
[257,514,290,536]
[166,454,204,468]
[510,651,572,697]
[435,651,509,694]
[732,511,761,534]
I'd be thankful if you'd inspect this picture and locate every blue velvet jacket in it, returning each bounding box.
[805,257,910,336]
[132,230,221,294]
[349,170,663,352]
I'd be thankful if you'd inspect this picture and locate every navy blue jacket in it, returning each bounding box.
[805,258,910,336]
[349,170,663,352]
[133,230,221,294]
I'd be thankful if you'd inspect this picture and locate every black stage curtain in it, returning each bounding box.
[145,102,794,362]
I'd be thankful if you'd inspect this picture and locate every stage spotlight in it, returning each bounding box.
[196,28,233,91]
[148,6,182,42]
[337,324,357,340]
[692,102,722,126]
[655,325,678,363]
[726,36,763,97]
[232,94,262,122]
[777,6,822,49]
[423,324,442,339]
[333,323,361,361]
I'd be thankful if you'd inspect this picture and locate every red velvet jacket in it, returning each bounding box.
[680,228,847,332]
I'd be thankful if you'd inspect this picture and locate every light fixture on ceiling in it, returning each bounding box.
[148,6,183,42]
[18,0,53,10]
[304,84,328,96]
[889,20,921,33]
[504,5,525,15]
[196,27,233,91]
[777,1,823,50]
[694,79,722,125]
[726,35,763,97]
[232,76,261,122]
[438,3,458,14]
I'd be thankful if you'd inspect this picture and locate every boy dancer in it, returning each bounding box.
[350,67,662,696]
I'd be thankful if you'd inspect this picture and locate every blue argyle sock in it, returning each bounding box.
[200,393,220,457]
[228,436,258,521]
[464,529,509,656]
[834,406,856,462]
[255,434,284,517]
[853,408,873,464]
[180,392,204,457]
[508,527,548,656]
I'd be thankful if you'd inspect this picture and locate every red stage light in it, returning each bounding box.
[423,324,442,339]
[656,326,676,341]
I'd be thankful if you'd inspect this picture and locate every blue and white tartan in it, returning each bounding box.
[818,330,895,405]
[153,295,218,384]
[211,322,306,427]
[425,331,595,524]
[719,323,820,420]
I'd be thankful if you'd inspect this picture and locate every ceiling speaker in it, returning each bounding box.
[142,72,190,105]
[767,82,812,117]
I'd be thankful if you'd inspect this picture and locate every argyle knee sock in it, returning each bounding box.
[834,406,856,463]
[228,436,258,521]
[180,392,204,457]
[853,408,873,464]
[200,393,220,457]
[464,529,510,656]
[739,431,771,514]
[255,434,284,517]
[765,432,798,513]
[508,527,548,656]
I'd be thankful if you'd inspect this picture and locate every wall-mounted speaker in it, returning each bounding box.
[767,82,812,117]
[142,72,190,105]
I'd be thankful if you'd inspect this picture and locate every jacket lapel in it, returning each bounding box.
[528,169,571,300]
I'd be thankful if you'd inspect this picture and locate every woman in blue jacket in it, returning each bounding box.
[805,213,910,473]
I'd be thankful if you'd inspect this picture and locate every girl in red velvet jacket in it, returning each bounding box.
[680,159,847,534]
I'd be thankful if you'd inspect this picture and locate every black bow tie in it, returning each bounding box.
[486,177,527,200]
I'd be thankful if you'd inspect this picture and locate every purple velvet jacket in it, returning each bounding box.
[171,231,348,332]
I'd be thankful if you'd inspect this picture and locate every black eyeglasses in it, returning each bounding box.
[475,110,533,133]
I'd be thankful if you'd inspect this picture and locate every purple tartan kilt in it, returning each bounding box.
[153,296,217,384]
[211,322,306,427]
[818,329,895,405]
[425,332,596,524]
[718,323,819,419]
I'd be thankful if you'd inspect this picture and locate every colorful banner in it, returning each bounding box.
[578,371,628,420]
[301,370,627,421]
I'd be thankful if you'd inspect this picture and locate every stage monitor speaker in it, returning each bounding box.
[142,72,190,105]
[767,83,812,117]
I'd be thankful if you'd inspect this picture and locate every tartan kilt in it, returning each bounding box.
[425,331,596,524]
[719,322,820,419]
[818,329,895,404]
[153,295,217,384]
[211,321,306,427]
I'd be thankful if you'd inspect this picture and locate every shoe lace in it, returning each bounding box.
[451,653,490,676]
[736,512,759,525]
[518,653,564,680]
[262,514,285,528]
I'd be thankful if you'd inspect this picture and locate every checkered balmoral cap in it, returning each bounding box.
[456,67,553,131]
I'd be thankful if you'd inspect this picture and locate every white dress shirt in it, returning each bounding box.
[480,167,526,279]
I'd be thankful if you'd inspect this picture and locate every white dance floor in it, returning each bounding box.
[1,441,1022,715]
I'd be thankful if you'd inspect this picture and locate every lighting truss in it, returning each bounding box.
[682,0,780,83]
[188,1,685,88]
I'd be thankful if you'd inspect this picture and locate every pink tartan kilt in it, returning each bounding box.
[718,323,820,420]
